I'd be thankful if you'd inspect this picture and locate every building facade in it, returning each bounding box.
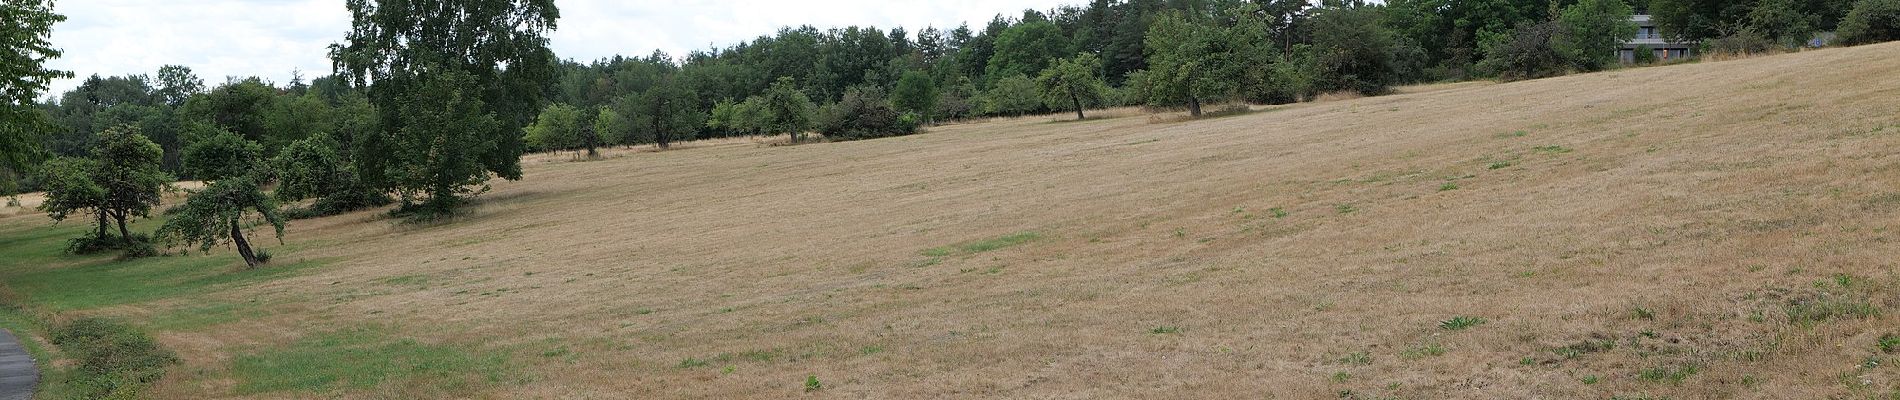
[1621,15,1697,63]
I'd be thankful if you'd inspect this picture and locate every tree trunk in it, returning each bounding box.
[1070,90,1085,120]
[114,212,133,246]
[654,121,670,150]
[230,219,260,268]
[582,126,599,158]
[1188,96,1203,117]
[95,212,109,239]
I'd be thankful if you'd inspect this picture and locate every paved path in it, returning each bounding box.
[0,329,35,400]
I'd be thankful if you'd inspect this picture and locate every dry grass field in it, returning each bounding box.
[5,42,1900,399]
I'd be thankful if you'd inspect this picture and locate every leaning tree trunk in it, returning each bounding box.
[115,212,134,246]
[1188,96,1203,118]
[230,219,261,268]
[1070,89,1086,120]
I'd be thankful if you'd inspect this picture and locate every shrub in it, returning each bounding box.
[1479,21,1568,80]
[119,238,159,260]
[817,86,919,141]
[1704,29,1777,56]
[1632,44,1659,64]
[65,231,124,255]
[1840,0,1900,45]
[52,317,179,399]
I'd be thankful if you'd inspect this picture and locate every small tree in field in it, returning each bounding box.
[92,126,171,249]
[592,106,630,147]
[890,71,938,121]
[157,176,285,268]
[623,77,702,150]
[1037,53,1106,120]
[759,77,816,141]
[384,71,503,215]
[524,103,583,152]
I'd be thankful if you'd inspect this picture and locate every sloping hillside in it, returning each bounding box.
[5,42,1900,398]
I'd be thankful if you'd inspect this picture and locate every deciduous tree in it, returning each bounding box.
[2,0,71,169]
[157,176,284,268]
[1037,53,1106,120]
[92,126,171,247]
[329,0,559,218]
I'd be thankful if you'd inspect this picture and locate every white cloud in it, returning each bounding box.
[44,0,1073,99]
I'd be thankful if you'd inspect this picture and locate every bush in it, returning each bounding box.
[1705,29,1777,55]
[65,231,124,255]
[1632,44,1659,64]
[1479,21,1569,80]
[1840,0,1900,45]
[119,238,159,260]
[52,317,178,399]
[817,86,919,141]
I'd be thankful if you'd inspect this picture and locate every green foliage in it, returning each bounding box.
[1879,333,1900,353]
[34,156,106,229]
[623,76,704,149]
[1632,45,1660,64]
[758,77,817,140]
[1748,0,1819,46]
[1037,53,1107,119]
[156,176,286,268]
[525,103,585,152]
[987,20,1073,79]
[179,78,280,146]
[1840,0,1900,45]
[1554,0,1638,72]
[51,317,179,399]
[1308,4,1402,95]
[330,0,559,206]
[1705,29,1778,55]
[818,86,918,141]
[182,128,265,181]
[591,106,631,146]
[934,78,979,121]
[153,65,204,107]
[891,71,939,120]
[804,374,823,392]
[1141,7,1266,115]
[984,74,1044,116]
[273,133,387,218]
[384,71,501,218]
[1479,21,1569,80]
[0,0,71,170]
[92,126,172,245]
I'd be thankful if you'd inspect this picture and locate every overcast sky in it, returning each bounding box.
[45,0,1074,98]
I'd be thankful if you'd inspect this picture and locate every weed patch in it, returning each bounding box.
[51,317,178,399]
[1439,316,1487,331]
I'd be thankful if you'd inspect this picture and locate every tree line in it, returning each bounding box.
[2,0,1898,264]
